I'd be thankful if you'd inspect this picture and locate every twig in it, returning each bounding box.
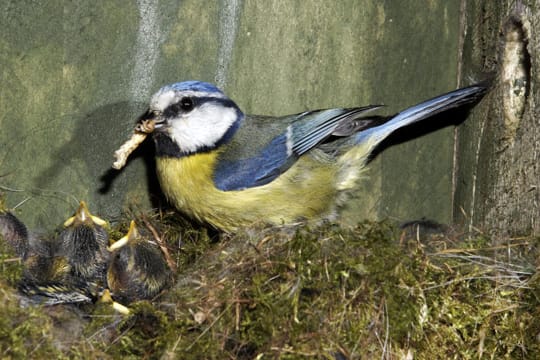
[141,214,177,272]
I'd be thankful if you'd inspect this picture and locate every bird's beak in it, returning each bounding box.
[108,220,138,251]
[138,109,165,131]
[99,289,131,315]
[63,201,107,227]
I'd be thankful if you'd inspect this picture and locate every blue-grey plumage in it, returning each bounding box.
[138,81,489,231]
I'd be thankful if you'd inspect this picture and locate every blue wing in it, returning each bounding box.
[212,81,489,192]
[213,106,382,191]
[213,133,292,190]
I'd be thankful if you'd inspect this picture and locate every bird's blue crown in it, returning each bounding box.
[165,81,224,94]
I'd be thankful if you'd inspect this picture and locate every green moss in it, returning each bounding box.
[0,242,23,286]
[0,284,66,358]
[0,214,538,359]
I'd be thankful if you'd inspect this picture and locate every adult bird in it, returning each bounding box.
[137,81,488,231]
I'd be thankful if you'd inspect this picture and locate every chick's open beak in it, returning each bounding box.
[108,220,138,252]
[63,201,107,227]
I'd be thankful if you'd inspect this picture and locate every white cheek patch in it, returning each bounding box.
[168,103,238,153]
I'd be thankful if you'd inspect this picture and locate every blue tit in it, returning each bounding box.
[137,81,488,231]
[107,220,173,304]
[58,201,110,284]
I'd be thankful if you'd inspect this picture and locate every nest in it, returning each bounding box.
[0,211,538,359]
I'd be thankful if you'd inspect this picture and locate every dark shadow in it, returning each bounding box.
[98,120,158,192]
[34,101,166,220]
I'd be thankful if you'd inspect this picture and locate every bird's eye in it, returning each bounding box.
[179,97,194,112]
[164,97,195,117]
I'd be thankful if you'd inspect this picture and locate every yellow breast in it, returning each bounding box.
[156,152,338,231]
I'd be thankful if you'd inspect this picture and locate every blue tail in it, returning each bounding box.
[354,82,489,151]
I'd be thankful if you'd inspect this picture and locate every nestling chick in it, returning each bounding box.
[107,220,172,304]
[19,246,103,305]
[0,209,29,259]
[121,80,489,231]
[5,202,107,305]
[21,252,72,285]
[18,235,95,304]
[0,206,71,285]
[5,215,74,291]
[18,281,97,306]
[58,201,110,285]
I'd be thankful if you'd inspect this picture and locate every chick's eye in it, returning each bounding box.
[179,97,194,111]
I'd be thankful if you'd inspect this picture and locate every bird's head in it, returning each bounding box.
[63,201,107,228]
[142,81,244,157]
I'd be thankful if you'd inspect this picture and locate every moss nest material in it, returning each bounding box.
[0,208,539,359]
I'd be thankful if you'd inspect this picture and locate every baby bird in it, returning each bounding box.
[19,234,100,306]
[18,202,108,305]
[107,220,172,304]
[0,205,71,286]
[0,209,29,259]
[136,81,489,231]
[58,201,110,285]
[18,282,97,306]
[21,252,72,285]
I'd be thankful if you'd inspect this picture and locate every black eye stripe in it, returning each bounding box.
[164,97,194,117]
[163,104,179,117]
[163,96,238,117]
[197,97,238,109]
